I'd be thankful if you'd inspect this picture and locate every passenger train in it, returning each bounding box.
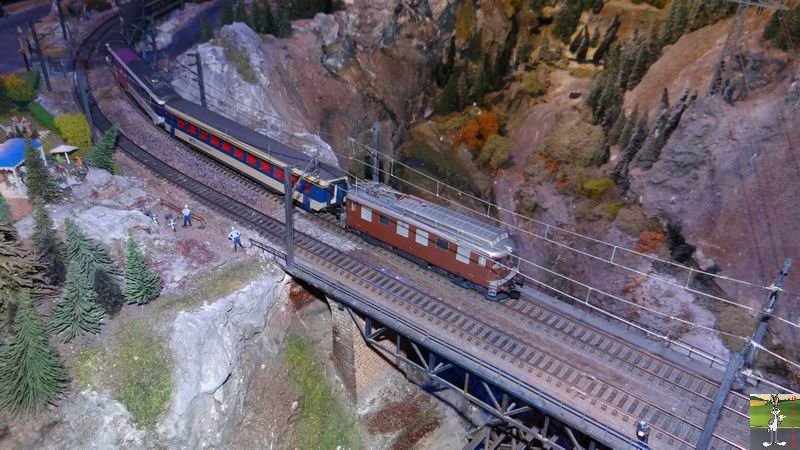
[106,41,522,299]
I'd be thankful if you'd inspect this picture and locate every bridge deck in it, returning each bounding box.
[294,234,750,450]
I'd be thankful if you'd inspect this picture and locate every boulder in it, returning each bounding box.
[158,268,291,448]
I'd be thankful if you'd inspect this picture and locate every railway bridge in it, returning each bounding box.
[74,2,755,448]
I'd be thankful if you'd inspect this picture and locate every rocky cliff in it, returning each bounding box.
[171,0,457,165]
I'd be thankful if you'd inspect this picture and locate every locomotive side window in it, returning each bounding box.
[379,214,390,225]
[456,246,470,264]
[361,206,373,222]
[415,229,428,246]
[478,255,487,267]
[350,201,356,211]
[396,221,409,238]
[436,238,449,251]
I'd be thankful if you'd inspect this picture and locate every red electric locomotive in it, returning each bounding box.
[345,181,521,299]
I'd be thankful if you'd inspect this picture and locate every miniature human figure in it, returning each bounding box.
[182,204,192,227]
[74,155,83,168]
[228,227,243,252]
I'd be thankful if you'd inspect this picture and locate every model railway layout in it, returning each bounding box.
[76,5,751,449]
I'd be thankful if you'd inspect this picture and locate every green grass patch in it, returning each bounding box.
[74,347,105,390]
[111,320,173,430]
[222,39,257,84]
[27,101,59,133]
[751,399,800,428]
[157,258,264,312]
[285,335,362,449]
[521,71,546,96]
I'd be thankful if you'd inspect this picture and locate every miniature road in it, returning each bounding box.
[79,9,751,450]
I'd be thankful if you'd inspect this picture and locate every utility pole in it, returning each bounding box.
[55,0,69,41]
[190,52,207,108]
[283,165,295,270]
[371,122,380,182]
[696,258,792,450]
[17,26,30,71]
[76,70,96,144]
[28,20,51,91]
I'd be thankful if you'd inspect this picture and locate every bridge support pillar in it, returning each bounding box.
[326,297,394,405]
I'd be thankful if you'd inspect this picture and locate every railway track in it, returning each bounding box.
[77,10,749,450]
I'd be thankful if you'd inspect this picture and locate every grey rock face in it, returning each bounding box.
[158,269,290,448]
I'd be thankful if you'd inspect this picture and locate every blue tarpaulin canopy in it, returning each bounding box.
[0,138,41,170]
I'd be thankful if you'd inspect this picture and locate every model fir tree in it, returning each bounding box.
[234,0,248,24]
[23,139,61,204]
[123,231,161,305]
[0,193,11,224]
[50,263,105,341]
[0,221,51,327]
[64,219,123,315]
[276,0,292,38]
[32,200,67,285]
[220,0,234,27]
[0,291,68,415]
[263,0,276,35]
[86,127,118,173]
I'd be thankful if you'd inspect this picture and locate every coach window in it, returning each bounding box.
[361,206,373,222]
[415,229,428,246]
[436,238,449,251]
[456,246,470,264]
[380,214,390,225]
[396,221,409,238]
[210,135,220,146]
[223,142,232,154]
[177,119,186,129]
[478,255,487,267]
[199,130,208,141]
[188,124,196,135]
[234,148,245,160]
[246,154,257,167]
[260,161,270,173]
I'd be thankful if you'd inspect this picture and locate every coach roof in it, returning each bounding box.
[167,98,346,182]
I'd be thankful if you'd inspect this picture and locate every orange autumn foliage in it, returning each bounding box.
[635,230,667,254]
[453,110,501,152]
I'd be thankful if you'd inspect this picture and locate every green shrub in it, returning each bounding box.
[84,0,112,12]
[577,176,615,198]
[28,102,58,133]
[521,71,546,96]
[55,113,91,149]
[764,6,800,50]
[1,74,35,104]
[222,39,257,84]
[24,71,40,91]
[477,134,512,170]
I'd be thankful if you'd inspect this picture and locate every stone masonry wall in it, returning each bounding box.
[326,297,395,406]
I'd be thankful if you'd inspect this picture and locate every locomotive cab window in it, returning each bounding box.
[478,255,487,267]
[396,221,409,238]
[350,201,356,211]
[361,206,373,222]
[436,237,448,250]
[415,229,428,246]
[456,246,470,264]
[380,214,390,225]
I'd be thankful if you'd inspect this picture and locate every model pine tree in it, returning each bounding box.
[0,291,68,415]
[234,0,248,24]
[276,0,292,38]
[123,232,161,305]
[0,193,10,224]
[263,1,276,35]
[220,0,234,26]
[86,127,118,173]
[0,221,51,328]
[23,139,61,204]
[32,200,66,285]
[50,263,105,341]
[436,74,459,114]
[64,219,123,315]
